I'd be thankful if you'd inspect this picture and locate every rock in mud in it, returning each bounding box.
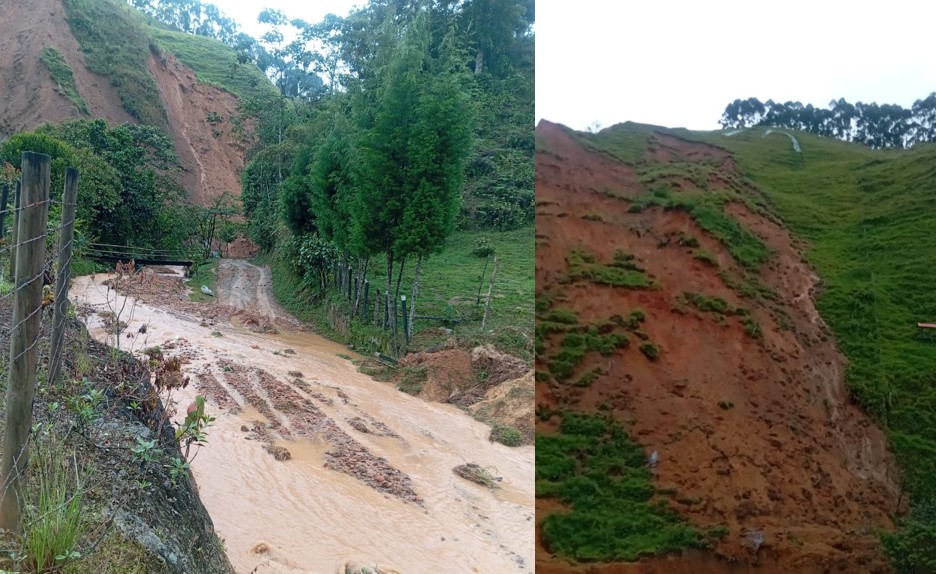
[348,417,370,433]
[265,445,292,461]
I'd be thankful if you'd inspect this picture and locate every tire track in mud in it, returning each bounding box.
[212,359,420,504]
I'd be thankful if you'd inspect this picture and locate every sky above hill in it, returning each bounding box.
[537,0,936,131]
[215,0,361,40]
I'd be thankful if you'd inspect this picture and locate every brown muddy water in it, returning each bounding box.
[70,263,533,574]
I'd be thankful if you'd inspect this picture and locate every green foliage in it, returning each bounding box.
[693,249,719,267]
[547,327,629,381]
[563,246,655,289]
[40,48,88,114]
[639,342,660,360]
[472,236,496,257]
[21,439,85,573]
[489,425,524,447]
[146,26,277,102]
[536,413,703,561]
[542,309,578,325]
[681,292,733,315]
[881,503,936,573]
[63,0,168,129]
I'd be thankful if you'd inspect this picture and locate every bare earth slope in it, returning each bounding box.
[0,0,132,134]
[0,0,246,206]
[535,120,899,573]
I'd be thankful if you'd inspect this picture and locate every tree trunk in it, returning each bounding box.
[385,250,394,331]
[394,256,406,305]
[353,257,370,316]
[408,255,423,340]
[474,48,484,75]
[481,255,499,330]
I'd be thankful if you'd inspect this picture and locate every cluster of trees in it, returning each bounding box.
[244,5,479,331]
[134,0,534,230]
[0,119,235,257]
[237,0,532,329]
[719,94,936,149]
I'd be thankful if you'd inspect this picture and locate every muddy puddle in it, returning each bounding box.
[70,262,533,574]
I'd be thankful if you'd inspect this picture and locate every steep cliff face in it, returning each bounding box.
[0,0,247,207]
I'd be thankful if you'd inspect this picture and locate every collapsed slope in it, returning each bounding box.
[535,120,899,573]
[0,0,257,206]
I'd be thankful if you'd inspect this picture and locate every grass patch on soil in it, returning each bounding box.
[536,412,704,562]
[561,246,656,289]
[186,259,218,303]
[41,48,88,114]
[629,186,770,270]
[453,463,500,489]
[63,0,168,130]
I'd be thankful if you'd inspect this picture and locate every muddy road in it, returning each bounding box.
[71,260,534,574]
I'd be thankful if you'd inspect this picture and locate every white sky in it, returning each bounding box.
[213,0,363,40]
[536,0,936,131]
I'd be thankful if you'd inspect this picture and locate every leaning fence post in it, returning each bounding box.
[49,167,79,387]
[480,255,499,331]
[362,280,369,323]
[0,152,51,534]
[9,180,20,280]
[401,295,409,345]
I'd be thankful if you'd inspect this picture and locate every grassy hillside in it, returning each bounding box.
[267,227,534,360]
[63,0,277,130]
[586,122,936,566]
[146,25,278,102]
[63,0,168,129]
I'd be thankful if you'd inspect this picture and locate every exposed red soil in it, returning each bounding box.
[0,0,133,135]
[147,51,247,206]
[1,0,250,208]
[535,120,899,573]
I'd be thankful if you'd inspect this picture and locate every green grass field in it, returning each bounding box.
[268,226,534,359]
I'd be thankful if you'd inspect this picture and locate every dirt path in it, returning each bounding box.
[71,261,534,574]
[215,260,286,322]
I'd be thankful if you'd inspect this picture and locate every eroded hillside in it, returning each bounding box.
[535,120,899,573]
[0,0,250,206]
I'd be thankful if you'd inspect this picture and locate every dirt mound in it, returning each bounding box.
[535,120,898,573]
[469,370,534,442]
[471,344,529,386]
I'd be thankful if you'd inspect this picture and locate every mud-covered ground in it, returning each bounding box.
[73,260,534,574]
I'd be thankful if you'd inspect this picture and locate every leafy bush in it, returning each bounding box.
[640,342,660,360]
[537,413,703,561]
[490,425,524,446]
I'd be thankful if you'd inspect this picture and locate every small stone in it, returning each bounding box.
[240,425,249,432]
[283,348,296,355]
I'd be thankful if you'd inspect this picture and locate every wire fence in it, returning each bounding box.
[0,153,80,541]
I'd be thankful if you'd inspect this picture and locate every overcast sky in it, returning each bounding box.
[536,0,936,131]
[213,0,362,40]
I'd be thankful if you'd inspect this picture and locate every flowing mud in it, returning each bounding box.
[71,261,533,574]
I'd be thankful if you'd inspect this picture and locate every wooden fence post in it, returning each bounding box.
[362,280,369,323]
[383,290,390,330]
[0,152,51,534]
[480,255,499,331]
[0,183,8,240]
[9,180,20,280]
[49,167,79,387]
[401,295,409,345]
